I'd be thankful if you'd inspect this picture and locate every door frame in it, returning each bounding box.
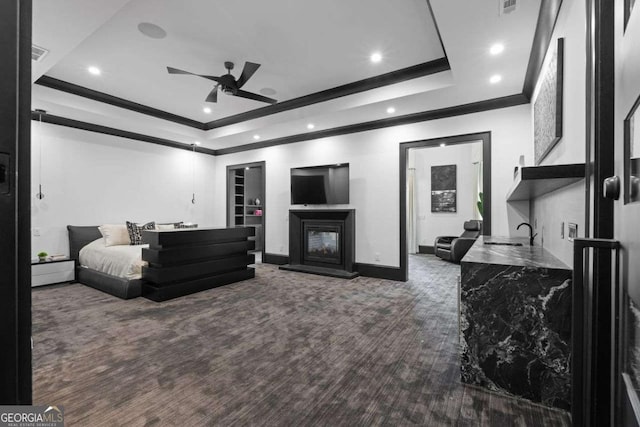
[399,131,492,281]
[0,0,32,404]
[226,161,266,254]
[579,0,617,424]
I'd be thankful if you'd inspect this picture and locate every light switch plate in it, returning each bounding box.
[560,222,564,239]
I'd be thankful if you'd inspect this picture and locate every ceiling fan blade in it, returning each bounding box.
[234,89,277,104]
[236,62,261,88]
[167,66,220,83]
[205,85,219,103]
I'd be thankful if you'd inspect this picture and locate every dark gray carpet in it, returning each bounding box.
[32,255,571,426]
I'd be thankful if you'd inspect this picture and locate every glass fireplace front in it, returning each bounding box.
[303,224,342,265]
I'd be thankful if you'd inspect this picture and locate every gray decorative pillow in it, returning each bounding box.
[126,221,156,245]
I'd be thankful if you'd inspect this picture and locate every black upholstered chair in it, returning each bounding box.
[434,220,482,263]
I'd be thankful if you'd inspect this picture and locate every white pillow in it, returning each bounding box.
[156,223,175,230]
[98,224,131,247]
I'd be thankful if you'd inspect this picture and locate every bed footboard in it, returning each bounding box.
[141,227,256,301]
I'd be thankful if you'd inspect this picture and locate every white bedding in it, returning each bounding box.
[79,238,148,280]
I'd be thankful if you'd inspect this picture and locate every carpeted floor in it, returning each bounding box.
[32,255,571,426]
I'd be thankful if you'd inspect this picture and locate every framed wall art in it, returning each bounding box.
[431,164,457,213]
[534,38,564,165]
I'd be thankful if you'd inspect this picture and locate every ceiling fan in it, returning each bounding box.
[167,61,277,104]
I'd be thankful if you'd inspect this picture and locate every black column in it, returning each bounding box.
[0,0,32,404]
[581,0,615,425]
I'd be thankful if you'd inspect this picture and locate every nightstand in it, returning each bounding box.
[31,258,75,287]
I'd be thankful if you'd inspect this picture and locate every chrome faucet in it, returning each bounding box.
[517,222,538,246]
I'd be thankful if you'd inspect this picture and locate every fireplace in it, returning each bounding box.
[304,222,342,266]
[280,209,358,278]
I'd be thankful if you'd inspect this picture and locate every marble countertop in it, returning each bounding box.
[461,236,570,270]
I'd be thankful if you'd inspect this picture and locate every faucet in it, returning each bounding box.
[517,222,538,246]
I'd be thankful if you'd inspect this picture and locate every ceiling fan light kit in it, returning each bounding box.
[167,61,277,105]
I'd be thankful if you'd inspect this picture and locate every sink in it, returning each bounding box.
[483,242,524,246]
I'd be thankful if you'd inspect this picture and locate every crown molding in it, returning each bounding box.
[35,57,450,133]
[35,76,206,130]
[31,111,216,156]
[203,58,450,130]
[214,93,528,155]
[522,0,564,100]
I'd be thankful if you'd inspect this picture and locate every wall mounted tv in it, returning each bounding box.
[291,163,349,205]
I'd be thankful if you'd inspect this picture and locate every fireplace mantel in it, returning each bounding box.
[280,209,358,279]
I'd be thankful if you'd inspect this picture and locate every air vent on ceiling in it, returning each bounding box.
[32,44,49,62]
[500,0,517,14]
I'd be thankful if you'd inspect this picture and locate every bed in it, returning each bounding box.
[68,224,257,301]
[67,225,143,299]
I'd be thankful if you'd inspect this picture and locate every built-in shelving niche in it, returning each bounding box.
[227,163,265,251]
[506,163,585,201]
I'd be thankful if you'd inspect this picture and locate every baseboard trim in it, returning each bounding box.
[418,245,434,254]
[263,253,289,265]
[355,263,405,281]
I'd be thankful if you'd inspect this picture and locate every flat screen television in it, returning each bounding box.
[291,163,349,205]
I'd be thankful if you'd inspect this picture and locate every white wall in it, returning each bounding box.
[31,122,217,258]
[528,0,587,266]
[411,143,481,248]
[213,104,532,267]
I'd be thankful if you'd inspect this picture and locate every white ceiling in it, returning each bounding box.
[31,0,541,150]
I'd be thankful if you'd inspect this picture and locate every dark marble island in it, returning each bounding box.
[460,236,572,410]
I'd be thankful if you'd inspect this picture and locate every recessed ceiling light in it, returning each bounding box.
[386,106,396,114]
[88,66,101,76]
[203,107,212,114]
[490,43,505,55]
[245,167,250,170]
[253,134,260,140]
[307,123,315,130]
[489,74,502,84]
[370,52,382,63]
[194,141,201,146]
[440,143,446,147]
[138,22,167,39]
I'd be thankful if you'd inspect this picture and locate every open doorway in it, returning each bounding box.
[226,161,265,263]
[408,141,484,255]
[399,132,491,280]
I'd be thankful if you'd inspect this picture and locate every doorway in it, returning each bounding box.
[407,141,484,256]
[399,132,492,281]
[226,161,265,263]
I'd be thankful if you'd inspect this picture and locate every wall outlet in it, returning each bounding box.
[560,222,565,239]
[374,253,381,262]
[32,227,40,236]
